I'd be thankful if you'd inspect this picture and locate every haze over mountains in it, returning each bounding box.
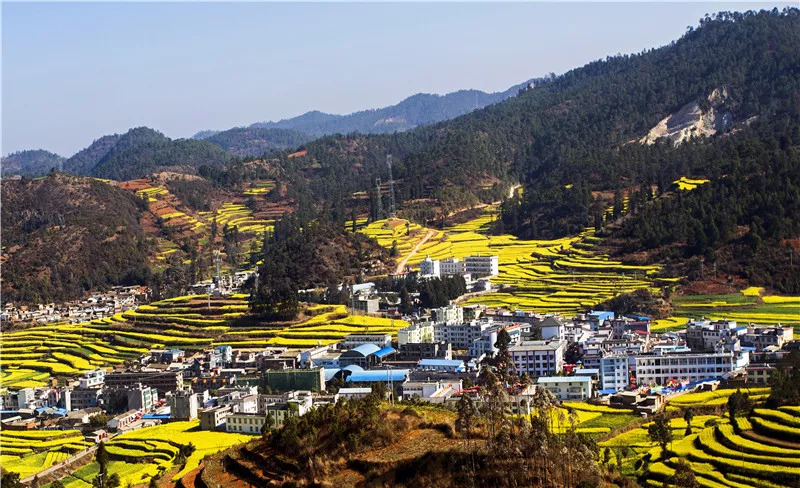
[1,80,537,176]
[195,81,538,139]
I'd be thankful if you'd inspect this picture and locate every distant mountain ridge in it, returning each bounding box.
[193,80,537,140]
[1,149,65,177]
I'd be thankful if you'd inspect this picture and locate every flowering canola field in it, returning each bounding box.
[360,205,664,316]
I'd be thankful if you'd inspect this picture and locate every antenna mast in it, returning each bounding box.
[213,250,223,289]
[375,177,383,219]
[387,155,396,218]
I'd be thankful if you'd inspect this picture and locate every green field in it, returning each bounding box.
[601,389,800,487]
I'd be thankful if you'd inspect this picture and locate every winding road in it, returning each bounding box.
[395,229,435,274]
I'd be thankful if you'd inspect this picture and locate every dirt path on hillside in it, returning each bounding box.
[396,230,435,274]
[444,184,522,218]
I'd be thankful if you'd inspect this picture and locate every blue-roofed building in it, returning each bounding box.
[339,344,381,368]
[347,369,409,384]
[417,359,466,372]
[626,314,651,322]
[373,346,397,360]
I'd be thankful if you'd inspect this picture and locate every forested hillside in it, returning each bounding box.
[1,149,65,177]
[204,127,312,157]
[282,10,797,217]
[63,127,234,180]
[1,174,153,303]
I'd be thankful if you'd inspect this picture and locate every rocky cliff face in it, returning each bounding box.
[640,87,733,146]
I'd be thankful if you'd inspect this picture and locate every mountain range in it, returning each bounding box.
[3,8,799,302]
[1,80,536,178]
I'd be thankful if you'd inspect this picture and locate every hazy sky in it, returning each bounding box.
[2,2,793,156]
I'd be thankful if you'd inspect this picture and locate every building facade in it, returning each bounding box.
[537,376,593,401]
[509,340,567,377]
[634,350,750,386]
[464,255,499,277]
[397,322,434,346]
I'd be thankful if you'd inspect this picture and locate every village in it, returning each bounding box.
[2,251,795,449]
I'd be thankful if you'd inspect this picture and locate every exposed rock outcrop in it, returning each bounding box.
[641,87,733,146]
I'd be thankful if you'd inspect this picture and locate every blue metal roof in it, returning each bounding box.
[142,413,170,420]
[598,389,619,395]
[626,314,651,322]
[324,368,341,381]
[373,346,396,358]
[346,370,409,383]
[418,359,464,367]
[349,344,380,357]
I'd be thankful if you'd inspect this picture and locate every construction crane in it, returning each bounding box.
[386,154,397,218]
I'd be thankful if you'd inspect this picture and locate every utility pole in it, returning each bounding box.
[387,155,397,218]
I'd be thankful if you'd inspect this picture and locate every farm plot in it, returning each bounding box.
[674,288,800,335]
[359,206,665,317]
[0,430,92,479]
[640,405,800,487]
[0,297,409,383]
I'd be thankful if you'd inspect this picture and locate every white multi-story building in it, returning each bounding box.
[402,380,461,403]
[537,376,593,401]
[226,412,268,434]
[420,256,441,277]
[634,349,750,386]
[539,316,567,340]
[599,355,629,392]
[742,326,794,350]
[685,320,744,350]
[434,321,494,350]
[2,388,35,410]
[432,304,463,325]
[342,333,392,349]
[397,322,434,346]
[231,394,258,414]
[464,255,499,277]
[510,340,567,377]
[79,369,105,389]
[440,258,465,276]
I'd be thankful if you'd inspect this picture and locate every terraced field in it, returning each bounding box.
[0,297,408,381]
[101,420,251,482]
[1,423,250,487]
[641,405,800,487]
[359,206,666,316]
[673,289,800,336]
[0,430,93,479]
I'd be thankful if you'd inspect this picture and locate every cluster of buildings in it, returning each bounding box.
[419,254,500,279]
[1,286,146,325]
[3,292,796,440]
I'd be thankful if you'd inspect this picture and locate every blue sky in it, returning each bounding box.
[2,2,793,156]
